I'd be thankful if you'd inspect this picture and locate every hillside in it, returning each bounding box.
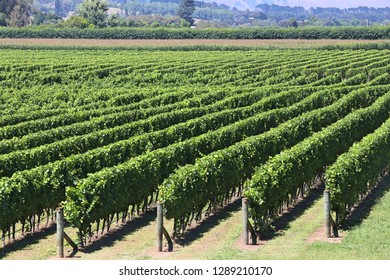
[206,0,390,10]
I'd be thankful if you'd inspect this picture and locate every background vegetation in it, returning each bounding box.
[1,25,390,40]
[1,0,389,29]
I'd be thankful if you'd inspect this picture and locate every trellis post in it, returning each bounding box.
[156,202,173,252]
[324,190,331,238]
[242,198,257,245]
[157,203,164,252]
[56,207,64,258]
[242,198,249,245]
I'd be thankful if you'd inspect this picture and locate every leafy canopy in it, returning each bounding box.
[77,0,108,28]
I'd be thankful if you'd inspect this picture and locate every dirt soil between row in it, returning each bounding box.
[1,38,389,47]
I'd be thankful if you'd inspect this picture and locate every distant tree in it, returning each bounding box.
[178,0,195,26]
[32,11,62,25]
[306,16,320,26]
[0,0,32,27]
[64,15,90,28]
[54,0,62,16]
[278,18,298,28]
[288,18,298,28]
[51,0,83,17]
[0,0,18,15]
[77,0,108,28]
[323,18,342,26]
[107,14,128,27]
[32,11,46,25]
[0,12,6,26]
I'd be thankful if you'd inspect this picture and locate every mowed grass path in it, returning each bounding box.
[2,178,389,260]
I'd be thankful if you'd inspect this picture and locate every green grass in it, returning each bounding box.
[303,188,390,260]
[2,179,389,260]
[247,179,390,260]
[160,179,390,260]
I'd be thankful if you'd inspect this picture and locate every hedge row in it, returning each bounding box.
[1,26,390,40]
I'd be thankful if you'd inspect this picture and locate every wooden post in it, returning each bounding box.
[242,198,249,245]
[64,232,78,252]
[248,221,257,245]
[56,207,64,258]
[324,190,331,238]
[162,227,173,252]
[332,212,339,238]
[157,202,163,252]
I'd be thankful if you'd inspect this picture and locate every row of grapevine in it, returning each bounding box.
[0,84,240,136]
[159,88,389,233]
[0,84,259,128]
[0,86,294,177]
[0,85,344,232]
[1,49,385,115]
[245,92,390,231]
[0,86,269,153]
[325,118,390,220]
[65,86,388,236]
[1,47,389,247]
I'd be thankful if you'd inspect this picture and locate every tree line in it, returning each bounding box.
[1,0,389,28]
[0,0,197,28]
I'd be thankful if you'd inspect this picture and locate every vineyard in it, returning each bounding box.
[0,46,389,257]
